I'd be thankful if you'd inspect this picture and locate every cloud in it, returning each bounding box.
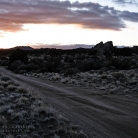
[0,0,137,32]
[119,10,138,22]
[112,0,138,6]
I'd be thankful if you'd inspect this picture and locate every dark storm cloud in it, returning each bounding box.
[0,0,137,32]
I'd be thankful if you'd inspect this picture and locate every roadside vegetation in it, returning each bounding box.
[0,41,138,94]
[0,41,138,74]
[0,73,87,138]
[25,69,138,95]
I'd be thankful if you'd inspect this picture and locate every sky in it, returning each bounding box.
[0,0,138,49]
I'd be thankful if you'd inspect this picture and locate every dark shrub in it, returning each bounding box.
[88,49,98,55]
[0,56,8,60]
[25,63,39,72]
[18,63,39,72]
[9,49,28,64]
[64,68,79,76]
[76,54,86,60]
[39,56,61,73]
[112,72,126,81]
[0,56,9,66]
[109,58,131,70]
[104,50,112,58]
[30,58,43,64]
[0,60,9,66]
[114,47,132,56]
[76,59,103,71]
[8,60,23,72]
[64,56,74,63]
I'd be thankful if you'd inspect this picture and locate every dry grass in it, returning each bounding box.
[27,69,138,95]
[0,73,87,138]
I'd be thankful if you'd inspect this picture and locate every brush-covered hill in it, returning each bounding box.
[10,46,34,51]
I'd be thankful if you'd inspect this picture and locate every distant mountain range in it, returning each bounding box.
[29,44,134,49]
[32,44,94,49]
[5,44,136,51]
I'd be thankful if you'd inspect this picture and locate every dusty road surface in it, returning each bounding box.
[1,67,138,138]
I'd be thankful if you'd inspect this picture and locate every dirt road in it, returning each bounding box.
[1,67,138,138]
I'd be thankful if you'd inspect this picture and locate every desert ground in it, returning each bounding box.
[0,67,87,138]
[0,42,138,137]
[0,67,138,138]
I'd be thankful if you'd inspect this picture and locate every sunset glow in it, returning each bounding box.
[0,0,138,48]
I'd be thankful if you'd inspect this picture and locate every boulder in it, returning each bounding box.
[104,41,113,47]
[104,41,113,51]
[94,41,104,50]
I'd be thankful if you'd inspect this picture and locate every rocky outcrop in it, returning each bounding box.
[94,41,113,51]
[94,41,104,50]
[104,41,113,51]
[93,41,114,59]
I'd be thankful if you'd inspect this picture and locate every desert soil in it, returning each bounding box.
[0,67,138,138]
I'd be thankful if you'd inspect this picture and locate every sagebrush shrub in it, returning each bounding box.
[64,68,79,76]
[7,85,18,91]
[112,72,126,81]
[1,75,11,81]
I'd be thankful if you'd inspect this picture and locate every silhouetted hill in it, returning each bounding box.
[10,46,34,51]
